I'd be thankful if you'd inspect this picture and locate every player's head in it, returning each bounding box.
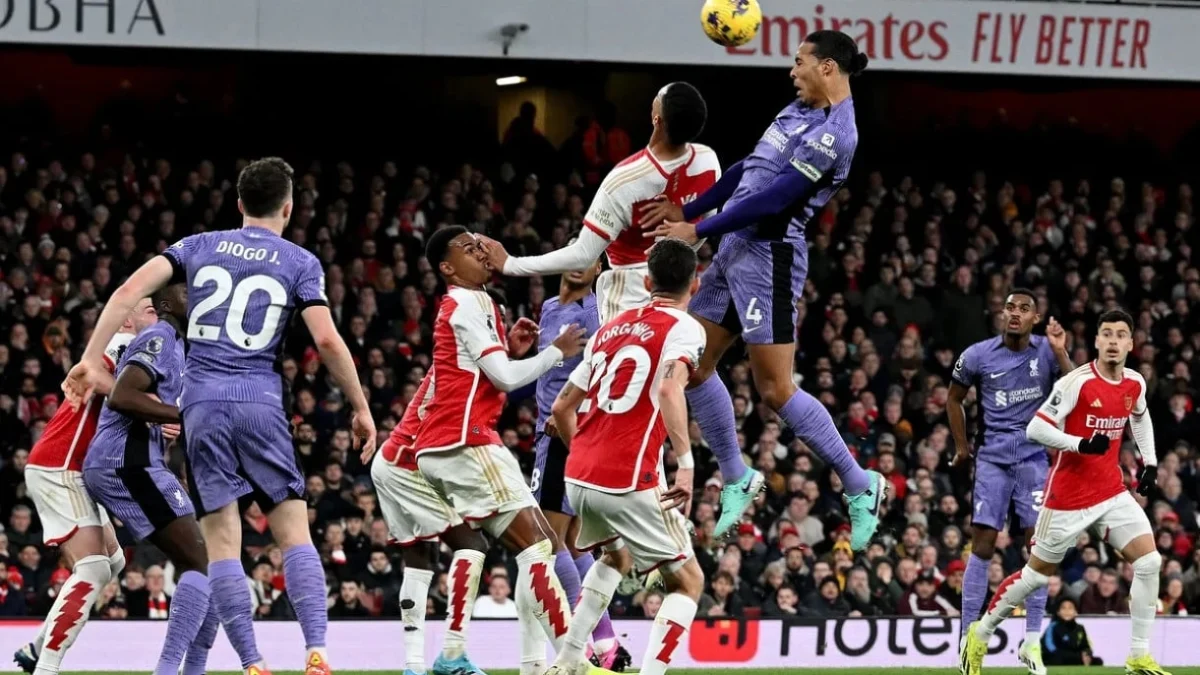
[652,82,708,147]
[122,297,158,333]
[792,31,868,106]
[644,238,699,302]
[1094,309,1134,367]
[426,225,489,287]
[237,157,295,228]
[151,282,189,323]
[1003,288,1040,339]
[562,235,603,291]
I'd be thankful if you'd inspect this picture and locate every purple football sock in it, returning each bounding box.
[183,600,220,675]
[574,553,616,643]
[777,388,869,495]
[283,544,327,650]
[154,571,211,675]
[555,548,583,607]
[686,376,746,483]
[961,553,990,640]
[209,558,262,668]
[1026,585,1048,635]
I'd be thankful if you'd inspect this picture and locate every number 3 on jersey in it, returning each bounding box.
[188,264,287,350]
[578,345,652,415]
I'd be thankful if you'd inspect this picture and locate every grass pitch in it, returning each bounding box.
[62,669,1200,675]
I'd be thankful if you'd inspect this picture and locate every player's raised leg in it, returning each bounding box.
[683,249,764,538]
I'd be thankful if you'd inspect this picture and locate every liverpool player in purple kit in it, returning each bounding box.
[83,282,218,675]
[66,158,376,675]
[642,30,885,548]
[531,255,631,671]
[948,289,1072,675]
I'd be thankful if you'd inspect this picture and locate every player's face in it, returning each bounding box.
[1094,321,1133,366]
[1003,293,1039,338]
[790,42,829,106]
[130,297,158,332]
[444,233,491,286]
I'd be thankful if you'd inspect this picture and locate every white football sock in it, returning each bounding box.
[442,550,485,661]
[515,540,570,654]
[400,568,434,674]
[33,556,111,675]
[1129,551,1162,659]
[976,565,1048,640]
[555,559,623,667]
[640,593,698,675]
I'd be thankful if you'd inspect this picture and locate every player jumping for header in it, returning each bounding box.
[83,282,219,675]
[549,238,707,675]
[65,158,376,675]
[948,289,1072,675]
[418,225,586,675]
[641,30,884,547]
[962,310,1169,675]
[481,85,771,540]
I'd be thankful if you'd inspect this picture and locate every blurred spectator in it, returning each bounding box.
[1042,599,1103,666]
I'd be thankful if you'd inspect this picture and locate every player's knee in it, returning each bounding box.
[1132,550,1162,577]
[74,554,114,587]
[107,548,126,579]
[758,378,797,411]
[688,361,717,388]
[662,558,704,601]
[970,530,997,560]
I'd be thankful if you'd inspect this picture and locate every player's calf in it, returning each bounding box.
[32,555,111,675]
[553,546,632,669]
[640,557,704,675]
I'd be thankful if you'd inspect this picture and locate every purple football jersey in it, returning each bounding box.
[534,294,600,434]
[85,321,185,469]
[951,334,1061,464]
[725,98,858,245]
[163,226,327,409]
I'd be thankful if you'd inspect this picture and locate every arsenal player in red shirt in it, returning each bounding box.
[963,309,1169,675]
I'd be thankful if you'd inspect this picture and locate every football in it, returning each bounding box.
[700,0,763,47]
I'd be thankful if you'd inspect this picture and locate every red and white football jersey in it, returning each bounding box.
[564,303,705,493]
[1034,362,1147,510]
[585,144,720,267]
[29,332,134,472]
[380,371,433,470]
[414,286,509,454]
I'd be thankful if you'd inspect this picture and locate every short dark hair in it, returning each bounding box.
[805,30,869,76]
[1097,309,1134,332]
[150,282,185,315]
[1006,287,1037,305]
[647,238,697,296]
[660,82,707,146]
[237,157,294,217]
[424,225,469,271]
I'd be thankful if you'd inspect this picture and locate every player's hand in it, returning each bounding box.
[507,317,539,358]
[662,467,694,516]
[1136,465,1158,496]
[1046,316,1068,352]
[477,235,510,272]
[643,220,699,246]
[552,324,587,359]
[352,409,378,464]
[544,418,559,439]
[950,446,973,469]
[62,358,108,411]
[160,423,181,441]
[1077,432,1111,455]
[638,195,684,229]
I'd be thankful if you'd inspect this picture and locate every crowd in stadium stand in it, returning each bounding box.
[0,95,1198,628]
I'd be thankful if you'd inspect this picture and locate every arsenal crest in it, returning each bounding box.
[1123,394,1134,411]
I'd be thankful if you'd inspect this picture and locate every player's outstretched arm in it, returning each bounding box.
[658,359,694,514]
[107,362,181,425]
[550,381,587,446]
[644,169,816,243]
[639,159,746,229]
[483,229,609,277]
[302,305,377,459]
[64,255,173,404]
[478,324,586,392]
